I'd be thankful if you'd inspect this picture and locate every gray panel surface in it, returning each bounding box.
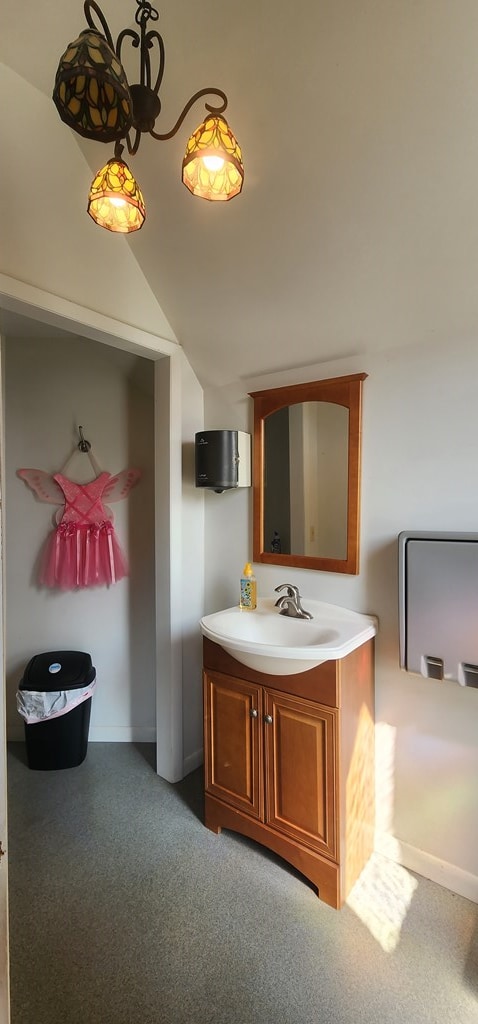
[399,532,478,683]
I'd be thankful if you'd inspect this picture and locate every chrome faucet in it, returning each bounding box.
[274,584,313,619]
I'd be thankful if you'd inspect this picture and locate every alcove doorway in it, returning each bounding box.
[3,318,157,751]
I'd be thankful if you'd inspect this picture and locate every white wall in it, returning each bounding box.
[203,340,478,900]
[180,357,205,773]
[4,335,155,742]
[153,349,205,780]
[0,64,176,345]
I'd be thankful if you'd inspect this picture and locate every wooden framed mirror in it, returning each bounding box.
[250,373,367,574]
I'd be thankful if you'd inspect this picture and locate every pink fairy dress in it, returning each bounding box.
[18,468,141,590]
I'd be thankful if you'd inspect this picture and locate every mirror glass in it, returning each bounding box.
[264,401,349,560]
[250,374,367,574]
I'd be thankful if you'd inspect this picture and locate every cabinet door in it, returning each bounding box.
[204,671,263,819]
[264,690,337,860]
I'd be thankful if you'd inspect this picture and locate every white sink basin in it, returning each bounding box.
[200,597,377,675]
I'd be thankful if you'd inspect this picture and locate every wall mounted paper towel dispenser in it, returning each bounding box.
[399,531,478,687]
[195,430,251,493]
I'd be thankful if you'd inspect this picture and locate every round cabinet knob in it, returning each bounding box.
[264,714,273,724]
[249,708,258,718]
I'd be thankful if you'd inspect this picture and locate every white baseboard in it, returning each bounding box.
[7,724,156,743]
[8,725,203,777]
[375,832,478,904]
[183,746,203,777]
[88,727,156,742]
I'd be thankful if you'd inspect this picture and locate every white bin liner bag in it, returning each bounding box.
[16,679,97,725]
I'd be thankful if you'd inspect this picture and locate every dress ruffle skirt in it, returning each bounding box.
[41,520,129,589]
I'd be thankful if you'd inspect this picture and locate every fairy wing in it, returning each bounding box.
[17,469,64,504]
[102,468,141,503]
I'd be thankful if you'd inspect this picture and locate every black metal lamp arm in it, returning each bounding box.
[84,0,115,49]
[122,128,141,157]
[83,1,229,152]
[150,87,228,142]
[116,28,165,95]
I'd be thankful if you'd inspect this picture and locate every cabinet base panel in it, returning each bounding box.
[205,793,342,909]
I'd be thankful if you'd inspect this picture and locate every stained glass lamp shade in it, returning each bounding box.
[182,115,244,201]
[53,28,133,143]
[87,157,146,232]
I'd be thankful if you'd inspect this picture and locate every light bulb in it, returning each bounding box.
[110,197,127,208]
[202,155,225,172]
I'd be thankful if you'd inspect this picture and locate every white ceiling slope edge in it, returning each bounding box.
[3,2,478,387]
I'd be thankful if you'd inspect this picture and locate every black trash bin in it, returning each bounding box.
[18,651,96,771]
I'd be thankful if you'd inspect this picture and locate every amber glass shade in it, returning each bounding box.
[53,28,133,143]
[87,157,146,232]
[182,115,244,201]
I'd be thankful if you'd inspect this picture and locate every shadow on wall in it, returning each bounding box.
[127,357,156,740]
[182,440,195,487]
[6,473,56,728]
[364,536,400,668]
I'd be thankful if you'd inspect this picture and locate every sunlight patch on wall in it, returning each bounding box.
[374,720,397,836]
[346,720,417,952]
[345,702,375,894]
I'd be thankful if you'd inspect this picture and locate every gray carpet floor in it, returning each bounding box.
[6,742,478,1024]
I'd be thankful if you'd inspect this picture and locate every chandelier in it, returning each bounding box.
[53,0,244,232]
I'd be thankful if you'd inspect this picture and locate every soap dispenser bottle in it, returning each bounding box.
[240,563,257,610]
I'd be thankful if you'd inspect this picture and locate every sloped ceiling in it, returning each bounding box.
[3,2,478,387]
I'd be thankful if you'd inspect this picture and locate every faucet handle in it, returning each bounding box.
[274,583,300,598]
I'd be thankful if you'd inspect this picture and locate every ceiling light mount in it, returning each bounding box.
[129,84,161,135]
[53,0,244,227]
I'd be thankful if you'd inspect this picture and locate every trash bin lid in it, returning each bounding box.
[20,651,96,692]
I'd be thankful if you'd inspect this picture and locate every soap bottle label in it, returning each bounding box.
[240,577,256,610]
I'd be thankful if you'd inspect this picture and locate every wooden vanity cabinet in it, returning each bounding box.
[203,636,375,909]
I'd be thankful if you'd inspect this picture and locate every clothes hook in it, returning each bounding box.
[78,425,91,453]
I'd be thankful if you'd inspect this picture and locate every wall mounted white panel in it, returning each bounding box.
[399,532,478,686]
